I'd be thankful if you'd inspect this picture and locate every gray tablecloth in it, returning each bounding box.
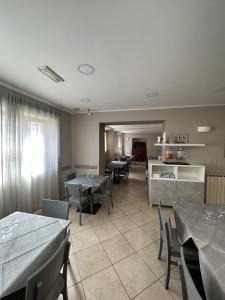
[173,201,225,300]
[0,212,70,297]
[65,175,108,192]
[107,161,127,170]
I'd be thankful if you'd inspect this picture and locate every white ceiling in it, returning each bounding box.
[0,1,225,112]
[109,124,162,134]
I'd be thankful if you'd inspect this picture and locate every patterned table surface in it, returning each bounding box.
[65,175,108,191]
[174,201,225,300]
[108,161,127,170]
[0,212,70,297]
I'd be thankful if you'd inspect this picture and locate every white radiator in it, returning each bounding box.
[206,174,225,205]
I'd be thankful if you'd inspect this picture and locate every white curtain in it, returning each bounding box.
[0,95,59,218]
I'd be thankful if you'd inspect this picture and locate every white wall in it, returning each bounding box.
[71,106,225,175]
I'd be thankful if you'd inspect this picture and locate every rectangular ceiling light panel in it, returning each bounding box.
[37,66,64,83]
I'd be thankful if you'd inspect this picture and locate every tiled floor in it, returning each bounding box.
[62,165,182,300]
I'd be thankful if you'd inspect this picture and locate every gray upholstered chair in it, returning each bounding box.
[64,183,92,226]
[179,247,204,300]
[42,199,69,220]
[94,177,113,215]
[25,234,70,300]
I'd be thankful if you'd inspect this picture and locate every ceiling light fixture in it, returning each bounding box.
[87,109,92,116]
[80,98,91,103]
[146,92,159,97]
[37,66,64,83]
[78,64,95,75]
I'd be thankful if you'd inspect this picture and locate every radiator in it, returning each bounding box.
[206,174,225,205]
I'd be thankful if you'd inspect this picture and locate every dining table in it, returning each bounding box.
[107,161,127,183]
[173,201,225,300]
[0,211,70,298]
[64,175,108,214]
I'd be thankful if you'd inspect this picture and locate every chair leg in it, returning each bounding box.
[108,198,110,215]
[79,205,82,226]
[165,254,171,289]
[111,195,114,208]
[90,196,93,214]
[158,237,163,260]
[62,286,68,300]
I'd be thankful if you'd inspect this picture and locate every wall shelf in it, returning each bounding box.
[154,143,205,147]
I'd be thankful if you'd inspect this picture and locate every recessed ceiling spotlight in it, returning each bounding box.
[80,98,91,103]
[78,64,95,75]
[146,92,159,97]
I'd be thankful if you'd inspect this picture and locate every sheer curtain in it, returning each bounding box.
[0,95,59,218]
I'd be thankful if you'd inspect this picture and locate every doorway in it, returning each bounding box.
[99,121,164,176]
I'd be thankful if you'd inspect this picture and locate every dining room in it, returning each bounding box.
[1,1,225,300]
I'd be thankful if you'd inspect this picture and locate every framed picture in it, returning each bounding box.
[174,134,188,144]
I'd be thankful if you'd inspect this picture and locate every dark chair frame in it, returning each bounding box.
[25,236,70,300]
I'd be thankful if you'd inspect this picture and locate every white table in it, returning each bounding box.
[0,212,70,297]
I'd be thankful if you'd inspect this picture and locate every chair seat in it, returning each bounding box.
[46,273,64,300]
[69,195,91,205]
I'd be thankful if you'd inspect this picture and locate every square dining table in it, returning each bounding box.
[0,211,70,298]
[65,175,108,214]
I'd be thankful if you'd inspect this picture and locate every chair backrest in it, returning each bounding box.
[25,235,70,300]
[42,199,69,220]
[180,247,203,300]
[158,203,173,241]
[107,177,113,192]
[67,172,76,181]
[64,183,82,198]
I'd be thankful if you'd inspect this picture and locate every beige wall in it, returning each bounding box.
[123,132,161,158]
[71,106,225,175]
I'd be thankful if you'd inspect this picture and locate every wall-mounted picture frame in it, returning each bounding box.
[174,134,188,144]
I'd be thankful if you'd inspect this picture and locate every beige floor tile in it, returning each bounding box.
[109,206,126,220]
[133,200,150,210]
[133,280,174,300]
[123,227,154,251]
[138,242,167,278]
[114,253,157,298]
[102,235,135,263]
[112,216,138,233]
[67,254,81,287]
[88,210,112,227]
[82,266,129,300]
[160,267,182,300]
[68,283,86,300]
[129,211,152,226]
[76,243,111,279]
[118,203,140,215]
[143,208,159,221]
[94,222,120,242]
[71,228,99,252]
[69,216,92,234]
[141,221,160,241]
